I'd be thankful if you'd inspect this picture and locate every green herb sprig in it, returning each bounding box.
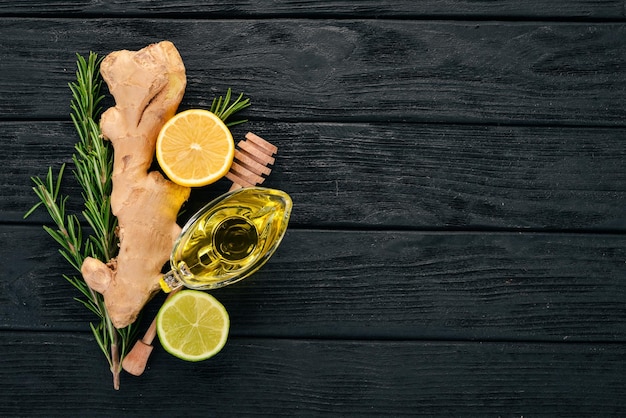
[25,52,136,390]
[210,88,250,126]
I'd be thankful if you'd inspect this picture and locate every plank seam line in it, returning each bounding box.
[4,117,626,131]
[285,225,626,237]
[9,221,626,237]
[0,14,625,24]
[2,329,625,346]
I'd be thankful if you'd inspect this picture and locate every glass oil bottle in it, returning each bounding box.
[160,187,292,292]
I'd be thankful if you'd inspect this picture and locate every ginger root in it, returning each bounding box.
[82,41,191,328]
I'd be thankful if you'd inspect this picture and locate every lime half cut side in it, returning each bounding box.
[156,290,230,362]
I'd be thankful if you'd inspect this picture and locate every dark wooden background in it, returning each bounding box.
[1,1,625,416]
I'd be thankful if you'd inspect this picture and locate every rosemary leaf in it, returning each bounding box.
[73,297,102,317]
[90,322,112,368]
[210,88,251,126]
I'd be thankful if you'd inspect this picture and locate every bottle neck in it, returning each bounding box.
[160,270,184,293]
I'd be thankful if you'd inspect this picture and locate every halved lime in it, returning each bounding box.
[156,290,230,362]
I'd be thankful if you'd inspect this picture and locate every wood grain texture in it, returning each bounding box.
[1,19,626,125]
[5,121,625,231]
[3,225,625,342]
[1,7,624,414]
[0,332,624,416]
[0,0,623,19]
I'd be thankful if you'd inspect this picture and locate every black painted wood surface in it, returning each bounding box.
[1,1,624,18]
[1,2,625,416]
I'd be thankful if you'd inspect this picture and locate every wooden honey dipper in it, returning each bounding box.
[122,132,278,376]
[226,132,277,190]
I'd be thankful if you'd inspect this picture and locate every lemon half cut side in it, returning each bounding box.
[156,109,235,187]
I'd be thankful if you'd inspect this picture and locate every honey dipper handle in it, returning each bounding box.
[122,288,179,376]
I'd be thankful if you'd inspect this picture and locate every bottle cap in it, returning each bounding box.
[159,277,173,293]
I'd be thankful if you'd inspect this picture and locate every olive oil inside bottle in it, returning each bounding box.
[168,187,292,291]
[213,217,258,261]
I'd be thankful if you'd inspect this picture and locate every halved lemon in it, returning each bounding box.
[156,290,230,362]
[156,109,235,187]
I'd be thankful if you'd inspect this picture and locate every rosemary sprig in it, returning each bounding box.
[25,52,136,390]
[210,88,251,126]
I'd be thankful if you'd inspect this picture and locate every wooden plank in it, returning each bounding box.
[0,1,623,19]
[0,332,624,415]
[2,225,624,342]
[2,122,77,224]
[222,230,626,342]
[1,19,626,125]
[5,121,625,231]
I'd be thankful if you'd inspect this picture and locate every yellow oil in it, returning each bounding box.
[168,187,292,290]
